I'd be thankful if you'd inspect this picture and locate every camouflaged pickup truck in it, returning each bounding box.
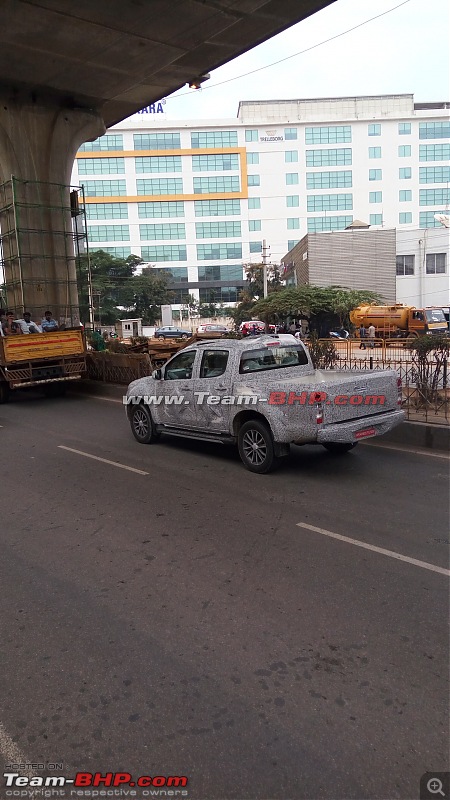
[125,334,405,473]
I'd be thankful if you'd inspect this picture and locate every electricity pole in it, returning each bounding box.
[262,239,269,298]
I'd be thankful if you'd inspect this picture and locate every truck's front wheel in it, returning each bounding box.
[323,442,358,455]
[238,420,281,474]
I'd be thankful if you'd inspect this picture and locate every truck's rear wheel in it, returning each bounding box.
[323,442,358,455]
[238,419,281,474]
[0,381,10,403]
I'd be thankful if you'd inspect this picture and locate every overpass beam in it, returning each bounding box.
[0,93,104,325]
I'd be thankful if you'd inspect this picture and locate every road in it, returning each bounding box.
[0,388,448,800]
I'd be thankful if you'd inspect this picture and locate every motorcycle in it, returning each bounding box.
[329,329,350,340]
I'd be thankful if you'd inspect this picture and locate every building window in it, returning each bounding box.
[249,241,262,253]
[81,180,126,197]
[420,188,450,206]
[137,178,183,195]
[193,176,240,194]
[91,246,131,258]
[248,198,261,210]
[192,153,240,171]
[399,190,412,202]
[306,148,352,166]
[419,211,446,228]
[79,134,123,151]
[286,173,299,185]
[194,199,241,216]
[285,151,298,163]
[288,239,300,250]
[306,170,352,189]
[284,128,298,140]
[195,222,241,238]
[198,265,244,281]
[191,131,238,148]
[248,220,261,232]
[369,214,383,225]
[197,243,242,260]
[85,203,128,220]
[399,167,412,179]
[138,201,185,218]
[419,166,450,183]
[247,175,260,187]
[398,145,411,157]
[155,267,189,283]
[307,193,353,211]
[426,253,447,274]
[307,216,353,232]
[141,245,187,261]
[286,195,299,207]
[78,158,125,175]
[135,156,182,173]
[398,123,411,135]
[419,144,450,161]
[419,122,450,139]
[199,287,240,303]
[305,126,351,144]
[245,130,258,142]
[287,218,300,229]
[369,192,382,203]
[247,152,259,165]
[134,132,181,149]
[368,147,382,159]
[87,225,130,242]
[396,255,415,275]
[368,124,381,136]
[139,223,186,240]
[369,169,382,181]
[399,212,412,224]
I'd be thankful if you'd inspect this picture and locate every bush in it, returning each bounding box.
[307,333,338,369]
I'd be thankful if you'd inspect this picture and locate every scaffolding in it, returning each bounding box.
[0,176,92,327]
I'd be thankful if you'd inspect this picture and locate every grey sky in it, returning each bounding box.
[164,0,450,120]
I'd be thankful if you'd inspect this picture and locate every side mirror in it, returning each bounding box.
[152,368,162,380]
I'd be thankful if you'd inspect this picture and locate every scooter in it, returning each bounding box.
[329,329,350,340]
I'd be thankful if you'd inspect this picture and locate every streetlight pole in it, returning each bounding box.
[262,239,269,298]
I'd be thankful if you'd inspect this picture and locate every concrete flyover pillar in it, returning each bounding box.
[0,91,104,326]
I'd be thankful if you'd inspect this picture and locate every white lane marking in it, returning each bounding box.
[0,721,34,777]
[361,441,449,459]
[296,522,450,577]
[58,446,149,475]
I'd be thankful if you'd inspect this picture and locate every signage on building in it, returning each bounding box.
[260,129,283,142]
[136,99,166,114]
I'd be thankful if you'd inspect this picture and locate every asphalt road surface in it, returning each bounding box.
[0,388,448,800]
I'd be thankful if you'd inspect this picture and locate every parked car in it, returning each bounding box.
[197,324,230,334]
[154,326,193,340]
[125,335,404,473]
[240,320,277,336]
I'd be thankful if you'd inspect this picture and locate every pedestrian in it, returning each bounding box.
[252,323,257,336]
[368,323,376,348]
[359,324,367,349]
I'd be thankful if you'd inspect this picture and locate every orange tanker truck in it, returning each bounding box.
[349,304,448,340]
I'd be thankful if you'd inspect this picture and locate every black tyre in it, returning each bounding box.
[0,380,10,404]
[181,333,189,339]
[238,419,280,474]
[130,403,160,444]
[155,334,164,339]
[323,442,358,455]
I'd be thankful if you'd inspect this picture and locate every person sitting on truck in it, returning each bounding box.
[16,312,42,334]
[3,311,22,335]
[41,310,59,332]
[0,309,5,336]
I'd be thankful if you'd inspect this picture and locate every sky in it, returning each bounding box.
[162,0,450,120]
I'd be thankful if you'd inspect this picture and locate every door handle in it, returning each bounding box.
[216,384,228,390]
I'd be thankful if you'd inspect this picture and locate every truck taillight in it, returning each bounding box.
[397,377,402,406]
[316,405,323,424]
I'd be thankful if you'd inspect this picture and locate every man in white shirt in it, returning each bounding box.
[16,311,42,333]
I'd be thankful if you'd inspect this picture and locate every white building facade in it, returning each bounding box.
[71,94,449,308]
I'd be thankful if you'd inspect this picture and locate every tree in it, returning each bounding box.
[77,250,142,326]
[130,268,173,324]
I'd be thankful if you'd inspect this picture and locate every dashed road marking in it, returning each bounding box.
[58,445,149,475]
[296,522,450,576]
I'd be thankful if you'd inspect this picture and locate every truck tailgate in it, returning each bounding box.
[2,330,85,363]
[319,369,399,423]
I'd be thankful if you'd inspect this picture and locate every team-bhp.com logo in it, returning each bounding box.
[123,391,387,407]
[3,772,188,796]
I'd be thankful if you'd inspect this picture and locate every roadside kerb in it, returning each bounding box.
[72,379,450,453]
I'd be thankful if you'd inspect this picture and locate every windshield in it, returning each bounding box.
[425,309,446,323]
[239,345,309,374]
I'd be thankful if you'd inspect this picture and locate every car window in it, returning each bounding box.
[165,350,196,380]
[200,350,229,379]
[239,345,309,373]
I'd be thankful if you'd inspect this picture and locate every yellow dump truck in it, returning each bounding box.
[350,304,448,340]
[0,328,86,402]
